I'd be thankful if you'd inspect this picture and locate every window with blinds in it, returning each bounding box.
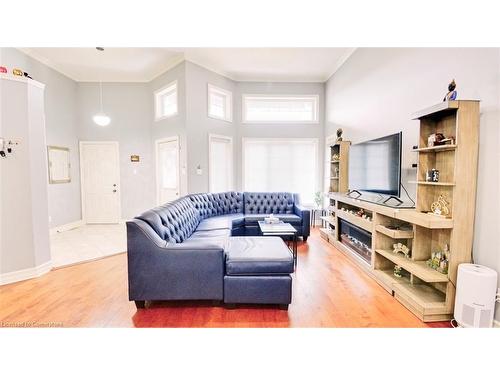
[242,138,318,205]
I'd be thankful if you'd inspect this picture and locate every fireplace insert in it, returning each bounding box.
[338,218,372,264]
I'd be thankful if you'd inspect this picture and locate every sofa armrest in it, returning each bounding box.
[294,204,311,238]
[126,220,224,301]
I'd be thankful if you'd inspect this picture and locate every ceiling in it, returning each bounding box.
[19,47,356,83]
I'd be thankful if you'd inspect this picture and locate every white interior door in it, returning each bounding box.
[80,142,121,224]
[209,134,233,192]
[156,137,180,204]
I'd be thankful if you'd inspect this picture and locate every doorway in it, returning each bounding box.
[79,141,121,223]
[156,136,180,204]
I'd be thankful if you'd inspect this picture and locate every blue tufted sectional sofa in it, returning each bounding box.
[127,191,310,309]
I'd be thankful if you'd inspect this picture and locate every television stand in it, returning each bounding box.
[346,189,362,198]
[382,195,404,206]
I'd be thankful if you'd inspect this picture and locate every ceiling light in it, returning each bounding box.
[93,47,111,127]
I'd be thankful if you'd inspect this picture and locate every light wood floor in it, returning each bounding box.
[0,228,449,328]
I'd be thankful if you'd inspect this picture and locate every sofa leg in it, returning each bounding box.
[303,236,308,242]
[279,304,289,311]
[134,300,146,309]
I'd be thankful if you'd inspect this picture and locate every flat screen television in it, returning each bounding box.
[348,132,402,197]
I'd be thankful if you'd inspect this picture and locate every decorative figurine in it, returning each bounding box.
[443,79,457,101]
[336,128,343,142]
[13,68,23,76]
[426,168,439,182]
[331,153,340,162]
[430,195,450,217]
[23,71,33,79]
[393,265,403,278]
[393,243,411,258]
[427,132,445,147]
[426,245,450,274]
[0,66,7,74]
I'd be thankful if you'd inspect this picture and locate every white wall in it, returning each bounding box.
[77,82,155,220]
[325,47,500,319]
[1,48,81,228]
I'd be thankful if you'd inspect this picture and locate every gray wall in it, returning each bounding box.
[77,82,155,219]
[185,61,237,193]
[234,81,325,194]
[1,48,81,228]
[0,75,51,273]
[149,62,189,198]
[325,47,500,319]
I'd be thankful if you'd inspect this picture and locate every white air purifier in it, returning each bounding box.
[454,263,498,328]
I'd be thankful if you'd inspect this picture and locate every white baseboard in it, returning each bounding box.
[0,260,53,285]
[49,220,83,235]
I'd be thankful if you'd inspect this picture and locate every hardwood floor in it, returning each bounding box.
[0,228,450,328]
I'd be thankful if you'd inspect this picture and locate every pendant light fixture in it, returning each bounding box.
[93,47,111,126]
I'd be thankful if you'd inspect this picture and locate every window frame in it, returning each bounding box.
[242,94,320,124]
[241,137,319,205]
[154,80,178,121]
[208,133,234,193]
[207,84,233,123]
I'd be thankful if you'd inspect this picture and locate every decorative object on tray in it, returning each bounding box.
[426,244,449,274]
[393,265,403,278]
[0,66,7,74]
[392,242,411,258]
[443,79,457,102]
[425,168,439,182]
[336,128,343,142]
[264,213,280,224]
[331,153,340,162]
[429,195,450,217]
[13,68,23,76]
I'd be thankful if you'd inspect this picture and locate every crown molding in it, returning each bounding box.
[324,47,357,82]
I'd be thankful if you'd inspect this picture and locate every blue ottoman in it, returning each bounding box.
[224,237,293,309]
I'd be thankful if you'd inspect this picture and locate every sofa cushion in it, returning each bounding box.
[244,213,302,224]
[196,213,245,231]
[191,228,231,238]
[189,192,244,219]
[243,192,294,215]
[225,237,294,275]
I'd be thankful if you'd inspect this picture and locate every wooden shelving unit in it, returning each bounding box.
[324,101,479,322]
[319,136,351,245]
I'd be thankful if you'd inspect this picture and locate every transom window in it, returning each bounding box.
[243,95,319,123]
[155,81,178,120]
[208,84,232,122]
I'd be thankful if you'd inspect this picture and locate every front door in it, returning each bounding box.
[80,141,121,223]
[156,137,180,204]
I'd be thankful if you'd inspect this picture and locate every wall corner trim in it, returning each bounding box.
[49,220,84,235]
[0,261,53,286]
